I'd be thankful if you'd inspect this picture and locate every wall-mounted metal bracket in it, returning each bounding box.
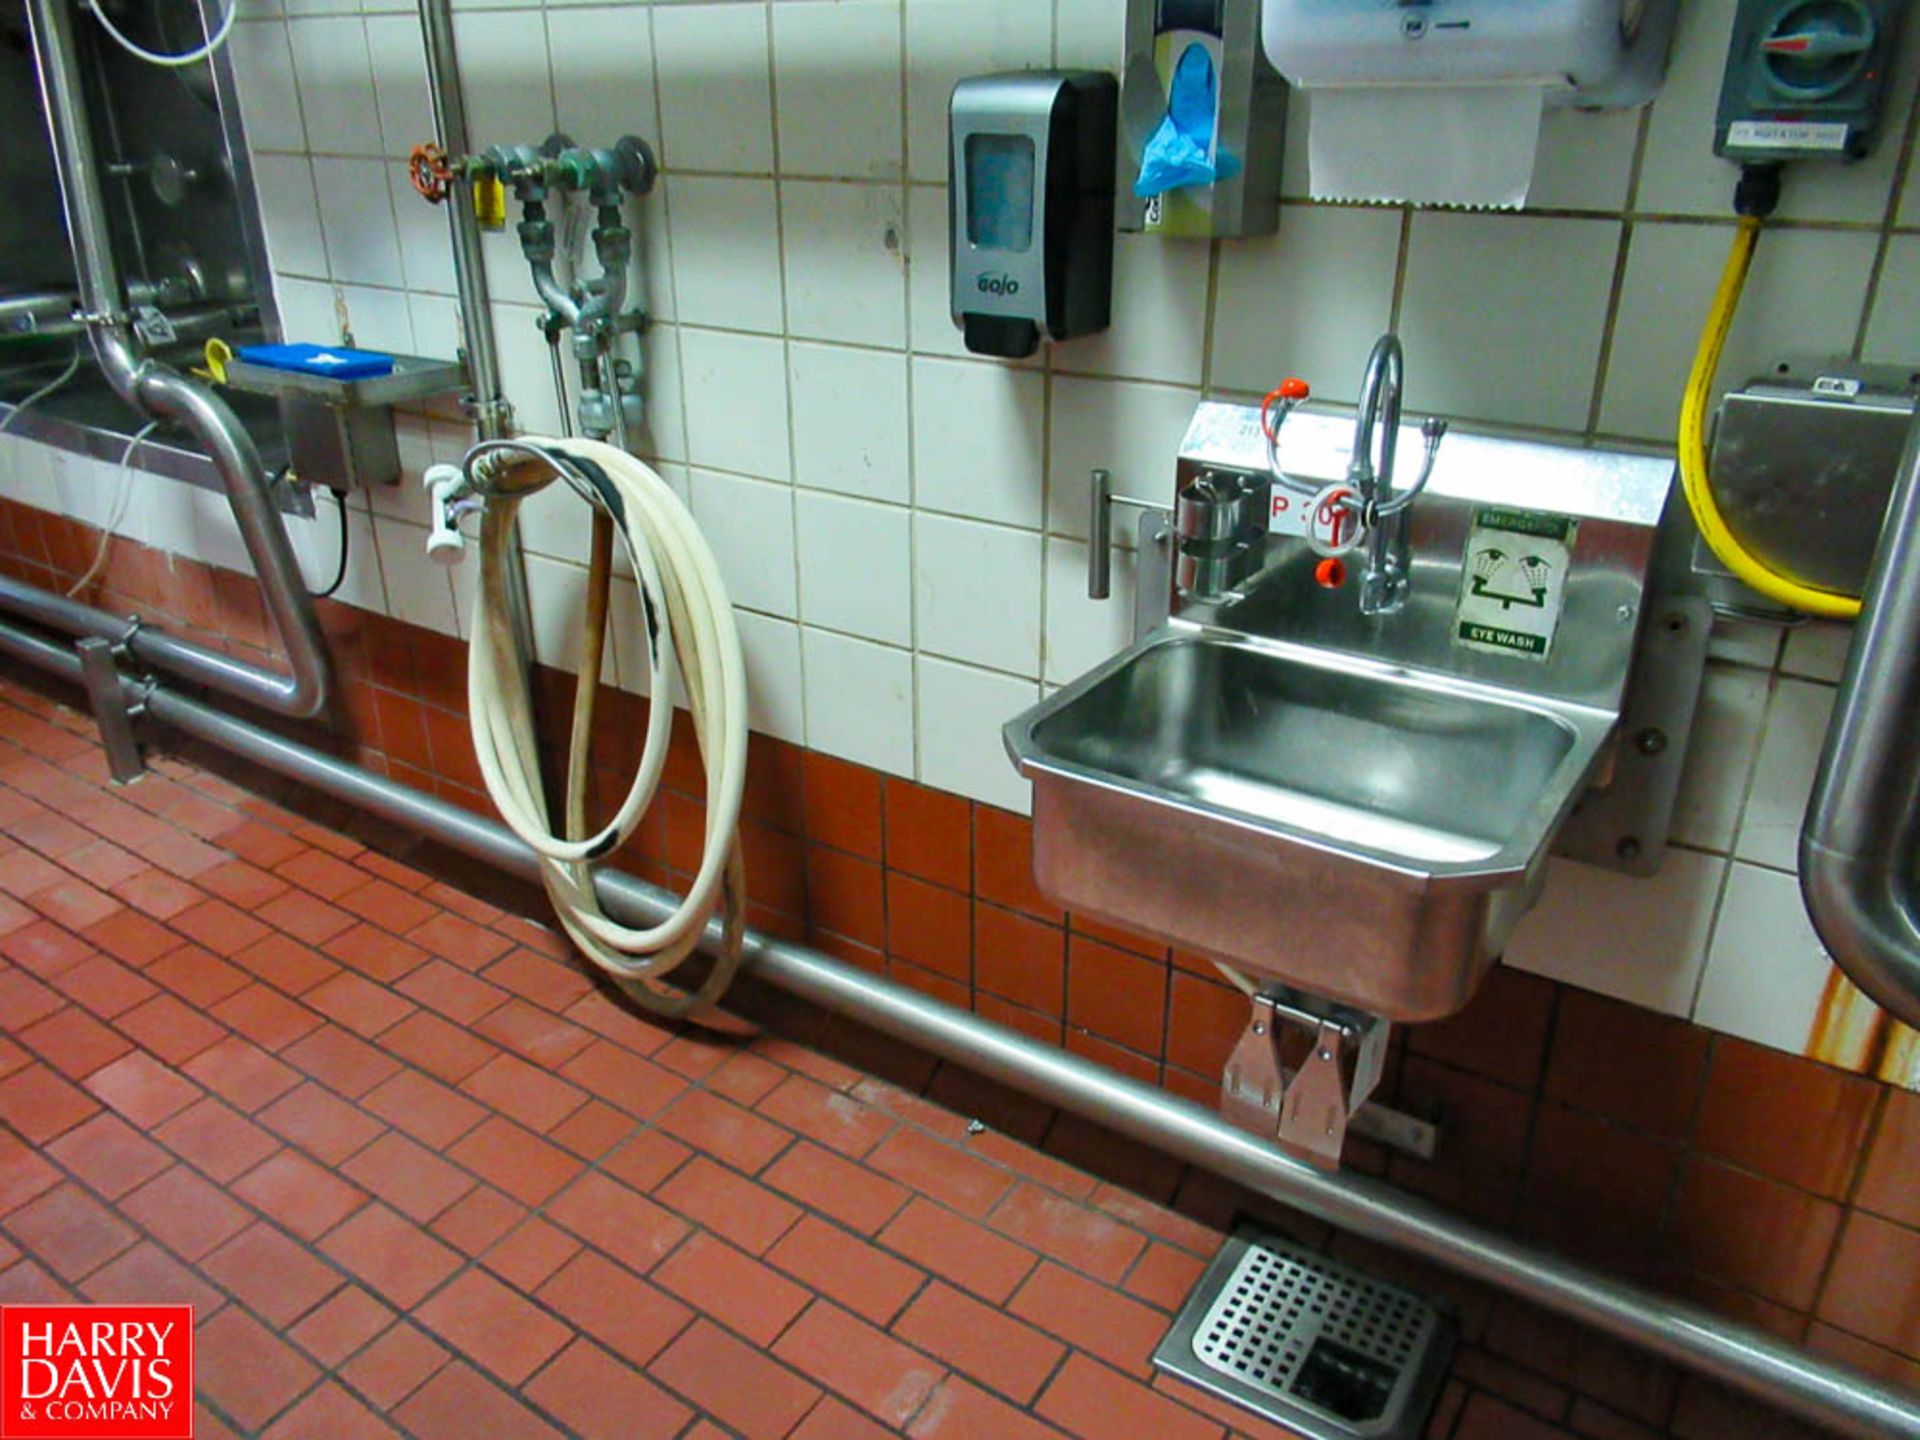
[1554,592,1712,876]
[76,637,144,783]
[1087,469,1175,643]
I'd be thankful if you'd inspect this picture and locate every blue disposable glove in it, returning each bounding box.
[1134,42,1219,198]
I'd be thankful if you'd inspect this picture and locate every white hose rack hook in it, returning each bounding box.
[422,462,475,565]
[462,437,750,1020]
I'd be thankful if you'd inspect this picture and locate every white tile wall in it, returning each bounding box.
[801,627,914,774]
[679,328,791,481]
[794,491,912,647]
[229,21,308,154]
[732,612,805,744]
[450,11,556,148]
[287,17,383,157]
[1047,377,1200,540]
[771,1,903,181]
[788,343,911,503]
[912,512,1043,677]
[252,155,329,278]
[313,158,407,289]
[1601,225,1880,442]
[1398,212,1620,433]
[780,181,908,349]
[916,656,1036,813]
[668,178,786,334]
[910,357,1044,526]
[1505,851,1727,1017]
[1696,862,1845,1058]
[365,15,435,160]
[652,3,774,173]
[902,0,1053,184]
[34,0,1918,1068]
[1735,679,1837,872]
[1210,205,1401,400]
[687,469,797,619]
[546,5,657,145]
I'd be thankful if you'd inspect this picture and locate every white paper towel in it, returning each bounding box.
[1307,83,1545,209]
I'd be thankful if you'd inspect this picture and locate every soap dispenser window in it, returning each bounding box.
[963,134,1037,253]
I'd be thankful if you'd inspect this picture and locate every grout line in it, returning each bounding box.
[1851,67,1920,357]
[1386,206,1413,333]
[1583,162,1646,441]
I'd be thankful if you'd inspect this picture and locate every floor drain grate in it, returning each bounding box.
[1152,1224,1457,1440]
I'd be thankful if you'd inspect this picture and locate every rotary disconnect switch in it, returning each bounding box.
[1715,0,1908,161]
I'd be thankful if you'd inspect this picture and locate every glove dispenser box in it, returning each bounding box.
[1119,0,1287,238]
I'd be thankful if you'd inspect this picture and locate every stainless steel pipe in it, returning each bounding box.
[0,609,1912,1439]
[22,0,330,719]
[1802,418,1920,1031]
[417,0,508,443]
[416,0,541,678]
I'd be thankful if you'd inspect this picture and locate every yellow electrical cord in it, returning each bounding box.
[1678,218,1862,620]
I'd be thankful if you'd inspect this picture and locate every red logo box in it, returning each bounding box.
[1,1306,193,1440]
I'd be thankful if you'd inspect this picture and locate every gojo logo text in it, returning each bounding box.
[1,1306,192,1440]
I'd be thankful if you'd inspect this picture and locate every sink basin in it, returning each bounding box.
[1005,629,1617,1021]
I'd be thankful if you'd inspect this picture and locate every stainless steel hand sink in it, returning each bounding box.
[1005,409,1678,1024]
[1009,628,1616,1020]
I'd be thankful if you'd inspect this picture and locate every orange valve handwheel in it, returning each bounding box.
[409,143,452,204]
[1260,377,1311,444]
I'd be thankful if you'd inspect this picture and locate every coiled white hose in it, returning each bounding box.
[465,436,749,1019]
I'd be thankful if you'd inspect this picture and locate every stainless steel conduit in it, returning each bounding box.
[416,0,541,676]
[418,0,508,443]
[1801,418,1920,1032]
[0,617,1912,1439]
[21,0,331,720]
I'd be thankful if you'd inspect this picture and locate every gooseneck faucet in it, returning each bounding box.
[1348,334,1447,617]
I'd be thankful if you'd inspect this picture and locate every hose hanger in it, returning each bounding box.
[457,438,750,1021]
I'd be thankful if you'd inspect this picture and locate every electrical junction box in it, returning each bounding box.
[950,71,1118,361]
[1701,359,1918,601]
[1715,0,1908,161]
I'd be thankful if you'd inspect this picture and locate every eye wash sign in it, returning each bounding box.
[1454,506,1576,660]
[1,1307,192,1439]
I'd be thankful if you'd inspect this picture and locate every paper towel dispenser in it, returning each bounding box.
[950,72,1118,361]
[1261,0,1677,108]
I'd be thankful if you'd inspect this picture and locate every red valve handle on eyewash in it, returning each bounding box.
[1260,378,1311,445]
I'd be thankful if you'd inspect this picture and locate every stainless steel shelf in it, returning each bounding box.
[223,352,468,409]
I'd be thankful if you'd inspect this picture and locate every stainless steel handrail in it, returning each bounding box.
[22,0,330,719]
[1801,416,1920,1031]
[0,610,1913,1439]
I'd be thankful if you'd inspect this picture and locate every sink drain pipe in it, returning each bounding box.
[0,619,1912,1440]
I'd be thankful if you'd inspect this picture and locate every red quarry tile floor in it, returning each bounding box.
[0,674,1828,1439]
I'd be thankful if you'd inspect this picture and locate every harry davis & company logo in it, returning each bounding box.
[1,1306,193,1440]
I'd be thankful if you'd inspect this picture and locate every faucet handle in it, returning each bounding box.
[1371,414,1450,521]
